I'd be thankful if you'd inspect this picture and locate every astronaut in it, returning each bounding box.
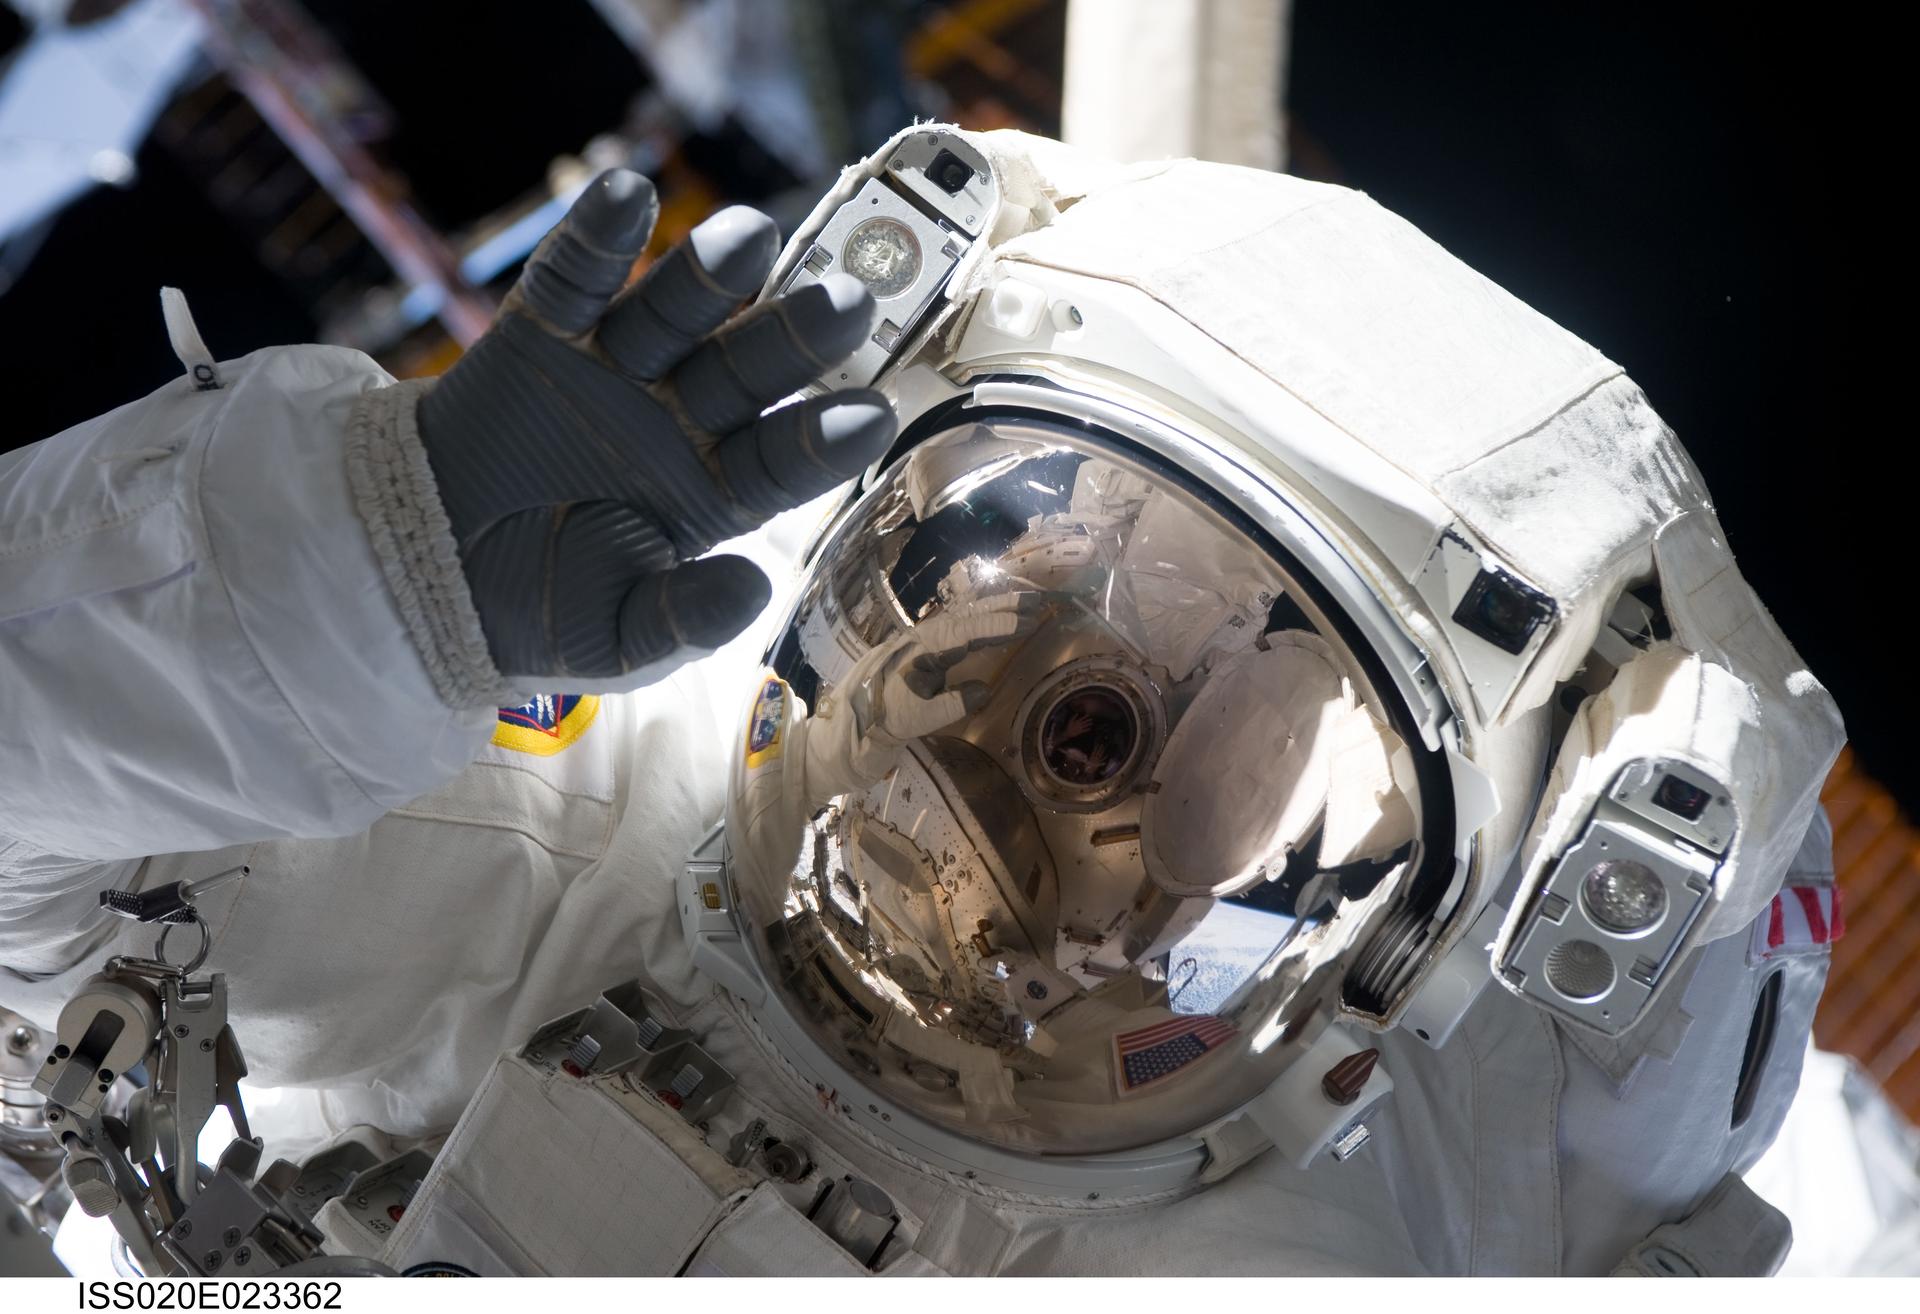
[0,126,1855,1276]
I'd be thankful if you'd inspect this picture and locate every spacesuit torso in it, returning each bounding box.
[11,570,1806,1276]
[114,665,1827,1277]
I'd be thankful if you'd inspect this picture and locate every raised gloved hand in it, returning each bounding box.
[800,592,1045,801]
[414,169,895,687]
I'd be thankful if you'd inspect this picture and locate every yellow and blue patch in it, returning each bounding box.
[492,693,601,756]
[745,677,787,768]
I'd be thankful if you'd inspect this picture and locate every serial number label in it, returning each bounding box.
[78,1282,343,1310]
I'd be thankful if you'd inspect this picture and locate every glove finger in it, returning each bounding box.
[900,649,960,700]
[550,502,677,676]
[901,605,1040,698]
[598,206,780,382]
[911,592,1044,661]
[955,679,993,715]
[672,273,875,436]
[509,169,659,336]
[618,554,772,673]
[886,686,974,741]
[715,390,895,521]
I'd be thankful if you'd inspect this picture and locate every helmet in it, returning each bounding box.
[681,127,1842,1196]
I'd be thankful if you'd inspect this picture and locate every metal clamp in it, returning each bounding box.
[30,937,260,1275]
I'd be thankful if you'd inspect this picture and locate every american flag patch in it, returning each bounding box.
[1113,1014,1238,1095]
[1750,883,1844,962]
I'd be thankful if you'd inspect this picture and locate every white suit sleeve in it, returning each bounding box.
[0,345,494,864]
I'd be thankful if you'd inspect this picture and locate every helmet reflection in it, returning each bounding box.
[732,417,1422,1154]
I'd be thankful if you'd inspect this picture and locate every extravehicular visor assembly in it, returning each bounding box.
[723,414,1440,1157]
[680,124,1840,1191]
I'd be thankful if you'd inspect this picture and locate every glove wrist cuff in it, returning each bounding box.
[346,380,516,710]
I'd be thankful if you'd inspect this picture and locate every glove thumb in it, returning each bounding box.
[617,554,772,672]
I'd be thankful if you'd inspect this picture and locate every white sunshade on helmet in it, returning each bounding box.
[686,125,1842,1192]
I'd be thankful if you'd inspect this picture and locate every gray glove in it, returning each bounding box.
[415,168,894,683]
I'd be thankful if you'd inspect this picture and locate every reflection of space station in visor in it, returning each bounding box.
[735,415,1426,1154]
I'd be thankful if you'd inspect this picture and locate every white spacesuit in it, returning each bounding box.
[0,126,1861,1276]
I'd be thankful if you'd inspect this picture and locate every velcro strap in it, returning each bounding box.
[160,287,222,391]
[1612,1173,1791,1276]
